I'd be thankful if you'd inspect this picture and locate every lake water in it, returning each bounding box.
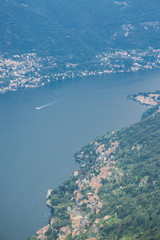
[0,70,160,240]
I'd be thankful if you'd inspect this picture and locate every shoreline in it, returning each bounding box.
[1,48,160,95]
[30,88,160,240]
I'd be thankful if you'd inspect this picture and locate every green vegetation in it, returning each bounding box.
[95,113,160,239]
[141,104,159,119]
[47,176,78,228]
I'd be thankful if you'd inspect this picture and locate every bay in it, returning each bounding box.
[0,70,160,240]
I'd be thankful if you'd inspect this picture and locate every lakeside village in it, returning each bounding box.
[1,47,160,94]
[36,138,120,240]
[128,90,160,117]
[31,90,160,240]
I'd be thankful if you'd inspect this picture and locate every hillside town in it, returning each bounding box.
[0,47,160,94]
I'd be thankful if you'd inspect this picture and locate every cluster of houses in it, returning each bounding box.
[132,92,160,114]
[55,140,120,239]
[135,94,159,106]
[0,53,46,93]
[1,48,160,95]
[36,225,49,240]
[97,48,160,73]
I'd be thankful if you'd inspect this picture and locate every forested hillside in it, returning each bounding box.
[1,0,160,57]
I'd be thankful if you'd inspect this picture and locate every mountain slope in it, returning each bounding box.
[1,0,160,58]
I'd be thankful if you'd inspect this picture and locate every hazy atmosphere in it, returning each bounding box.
[0,1,160,240]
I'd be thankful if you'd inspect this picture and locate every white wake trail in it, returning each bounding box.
[35,102,54,110]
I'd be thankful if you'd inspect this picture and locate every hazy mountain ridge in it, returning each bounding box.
[1,0,160,57]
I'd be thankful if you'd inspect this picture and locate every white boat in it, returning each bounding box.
[35,107,41,110]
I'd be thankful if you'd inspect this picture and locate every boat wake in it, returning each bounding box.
[35,102,54,110]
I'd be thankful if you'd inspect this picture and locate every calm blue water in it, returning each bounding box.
[0,70,160,240]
